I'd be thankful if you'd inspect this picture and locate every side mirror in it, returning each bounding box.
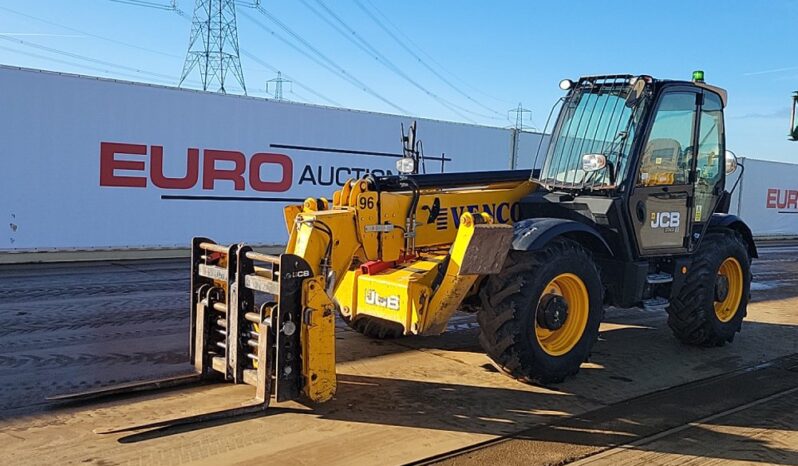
[582,153,607,172]
[725,150,738,175]
[396,157,416,174]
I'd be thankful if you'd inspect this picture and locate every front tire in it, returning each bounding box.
[478,240,603,384]
[667,229,751,346]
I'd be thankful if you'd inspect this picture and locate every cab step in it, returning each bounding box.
[646,273,674,284]
[642,297,670,312]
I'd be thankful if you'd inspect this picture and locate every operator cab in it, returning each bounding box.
[526,72,738,263]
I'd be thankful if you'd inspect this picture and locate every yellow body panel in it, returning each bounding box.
[301,276,336,402]
[283,205,302,237]
[378,181,534,261]
[286,209,359,279]
[422,212,513,334]
[334,267,361,320]
[336,213,513,336]
[356,191,380,258]
[353,259,440,334]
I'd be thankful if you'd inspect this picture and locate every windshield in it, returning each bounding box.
[539,77,646,190]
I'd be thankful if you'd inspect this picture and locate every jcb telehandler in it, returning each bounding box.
[53,72,757,429]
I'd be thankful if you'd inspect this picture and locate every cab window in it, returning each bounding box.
[638,92,697,186]
[694,92,723,222]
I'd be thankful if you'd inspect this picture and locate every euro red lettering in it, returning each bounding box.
[202,150,246,191]
[249,153,293,192]
[99,142,147,187]
[99,142,296,192]
[766,188,778,209]
[150,146,199,189]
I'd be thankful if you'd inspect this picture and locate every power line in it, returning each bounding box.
[0,43,202,87]
[2,1,417,112]
[357,0,511,106]
[353,0,505,119]
[107,0,177,11]
[238,49,343,106]
[0,44,149,83]
[285,88,311,103]
[300,0,493,123]
[0,34,175,81]
[0,5,181,59]
[239,5,409,114]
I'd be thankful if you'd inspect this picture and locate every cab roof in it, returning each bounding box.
[576,74,727,107]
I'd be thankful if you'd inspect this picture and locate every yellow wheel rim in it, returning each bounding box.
[715,257,743,323]
[535,273,589,356]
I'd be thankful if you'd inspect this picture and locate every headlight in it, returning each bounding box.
[559,79,574,91]
[396,157,416,174]
[582,153,607,172]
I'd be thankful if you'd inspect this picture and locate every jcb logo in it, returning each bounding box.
[365,289,401,310]
[650,211,681,229]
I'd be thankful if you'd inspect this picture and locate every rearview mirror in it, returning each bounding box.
[582,153,607,172]
[725,150,738,175]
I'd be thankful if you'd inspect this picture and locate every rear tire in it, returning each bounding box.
[667,229,751,346]
[478,239,603,384]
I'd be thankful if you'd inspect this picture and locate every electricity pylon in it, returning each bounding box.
[179,0,246,94]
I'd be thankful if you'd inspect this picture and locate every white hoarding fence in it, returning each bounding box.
[1,66,546,251]
[730,157,798,237]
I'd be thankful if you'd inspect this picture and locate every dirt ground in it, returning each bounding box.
[0,243,796,465]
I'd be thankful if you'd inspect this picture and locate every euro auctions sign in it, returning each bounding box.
[765,188,798,212]
[1,66,545,251]
[98,142,400,195]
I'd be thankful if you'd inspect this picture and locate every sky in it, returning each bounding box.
[0,0,795,162]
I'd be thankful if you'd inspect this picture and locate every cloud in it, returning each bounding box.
[730,107,791,120]
[744,66,798,76]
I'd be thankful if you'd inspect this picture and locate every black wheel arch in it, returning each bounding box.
[708,213,758,259]
[512,218,613,258]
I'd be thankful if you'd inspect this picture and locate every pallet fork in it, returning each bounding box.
[48,238,316,432]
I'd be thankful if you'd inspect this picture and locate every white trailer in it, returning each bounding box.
[0,65,545,251]
[730,158,798,238]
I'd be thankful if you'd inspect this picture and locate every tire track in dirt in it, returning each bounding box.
[0,279,188,302]
[0,349,187,370]
[0,325,184,352]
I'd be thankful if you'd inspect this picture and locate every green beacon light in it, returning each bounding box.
[692,70,705,83]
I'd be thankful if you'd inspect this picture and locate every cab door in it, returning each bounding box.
[691,90,725,241]
[628,88,699,256]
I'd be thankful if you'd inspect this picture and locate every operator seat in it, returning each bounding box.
[639,138,683,186]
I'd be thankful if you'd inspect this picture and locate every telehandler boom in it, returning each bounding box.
[52,73,757,431]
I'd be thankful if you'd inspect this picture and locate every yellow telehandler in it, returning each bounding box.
[52,73,757,431]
